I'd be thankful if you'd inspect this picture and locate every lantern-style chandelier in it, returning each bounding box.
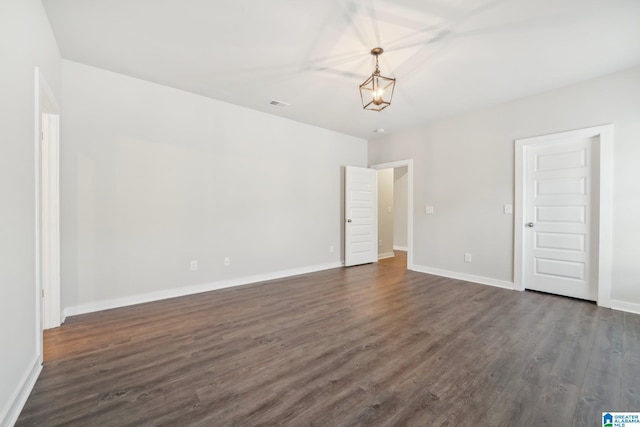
[359,47,396,112]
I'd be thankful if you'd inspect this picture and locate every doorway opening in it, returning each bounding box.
[371,159,414,270]
[35,67,61,361]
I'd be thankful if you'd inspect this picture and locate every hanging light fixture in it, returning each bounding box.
[359,47,396,112]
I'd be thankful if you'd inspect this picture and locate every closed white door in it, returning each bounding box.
[524,136,597,300]
[345,166,377,266]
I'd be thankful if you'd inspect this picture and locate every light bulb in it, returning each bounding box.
[372,87,384,105]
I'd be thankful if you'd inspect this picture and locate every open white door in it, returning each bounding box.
[41,112,61,328]
[345,166,377,266]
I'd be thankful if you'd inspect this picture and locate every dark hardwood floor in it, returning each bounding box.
[17,252,640,426]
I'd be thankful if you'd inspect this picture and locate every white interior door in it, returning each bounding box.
[345,166,377,266]
[524,136,597,300]
[41,112,61,329]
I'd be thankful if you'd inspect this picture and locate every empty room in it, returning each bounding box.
[2,0,640,426]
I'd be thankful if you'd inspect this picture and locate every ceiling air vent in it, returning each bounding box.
[267,99,290,108]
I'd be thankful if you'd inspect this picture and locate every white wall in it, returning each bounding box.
[377,169,394,258]
[393,166,408,250]
[60,60,367,314]
[369,66,640,309]
[0,0,61,425]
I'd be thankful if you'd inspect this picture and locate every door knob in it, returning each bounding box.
[526,222,534,227]
[347,219,352,223]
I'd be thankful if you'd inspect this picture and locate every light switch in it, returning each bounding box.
[387,206,392,213]
[425,206,434,214]
[504,204,513,214]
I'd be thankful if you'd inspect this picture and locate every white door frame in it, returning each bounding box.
[514,125,613,307]
[35,67,61,358]
[370,159,414,269]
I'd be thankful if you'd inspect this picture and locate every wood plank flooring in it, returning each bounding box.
[17,252,640,426]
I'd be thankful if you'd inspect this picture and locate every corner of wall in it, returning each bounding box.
[0,356,42,427]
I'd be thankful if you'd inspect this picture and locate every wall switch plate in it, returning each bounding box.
[387,206,392,213]
[190,260,198,271]
[329,245,335,253]
[464,253,472,263]
[425,206,434,214]
[379,240,382,247]
[224,257,230,266]
[504,204,513,214]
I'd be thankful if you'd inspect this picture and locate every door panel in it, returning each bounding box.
[345,166,377,266]
[524,137,596,300]
[536,233,585,251]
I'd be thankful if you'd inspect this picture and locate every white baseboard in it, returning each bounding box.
[610,299,640,315]
[64,261,344,318]
[378,252,395,260]
[1,355,41,427]
[408,265,640,315]
[393,245,408,251]
[410,264,515,290]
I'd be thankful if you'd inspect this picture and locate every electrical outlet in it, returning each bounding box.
[224,257,230,266]
[329,245,335,253]
[464,253,472,263]
[379,240,382,247]
[190,260,198,271]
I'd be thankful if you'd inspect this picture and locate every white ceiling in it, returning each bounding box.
[42,0,640,139]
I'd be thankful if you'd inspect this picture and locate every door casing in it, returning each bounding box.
[514,125,613,307]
